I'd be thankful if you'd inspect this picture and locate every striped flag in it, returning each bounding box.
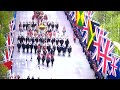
[76,11,84,28]
[5,47,9,62]
[7,34,11,46]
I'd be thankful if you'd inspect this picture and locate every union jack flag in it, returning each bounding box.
[97,37,115,74]
[106,54,120,79]
[82,15,89,45]
[92,26,108,61]
[84,11,95,18]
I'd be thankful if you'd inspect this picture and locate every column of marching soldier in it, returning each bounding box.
[17,20,72,68]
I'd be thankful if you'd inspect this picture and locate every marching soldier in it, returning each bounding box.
[62,44,67,56]
[67,45,72,57]
[46,53,51,67]
[26,22,29,30]
[31,21,36,30]
[23,22,26,30]
[47,36,51,43]
[30,42,33,53]
[17,35,21,42]
[41,53,45,65]
[17,42,21,52]
[35,36,38,43]
[26,42,30,53]
[56,37,59,45]
[26,36,29,43]
[22,42,26,53]
[47,43,51,53]
[60,38,64,46]
[50,48,54,55]
[55,22,59,31]
[65,38,69,48]
[47,22,51,29]
[19,22,22,32]
[51,37,55,45]
[37,54,41,65]
[53,43,56,55]
[31,37,35,44]
[51,54,54,66]
[20,36,25,43]
[51,22,54,31]
[57,44,61,56]
[34,42,37,54]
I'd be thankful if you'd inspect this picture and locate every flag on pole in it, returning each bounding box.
[82,15,89,45]
[97,37,115,74]
[92,26,108,61]
[76,11,84,28]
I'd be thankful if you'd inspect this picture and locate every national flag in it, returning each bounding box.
[109,54,119,77]
[4,61,12,70]
[97,37,115,74]
[5,48,9,62]
[7,33,11,46]
[87,20,100,51]
[85,11,95,18]
[92,26,108,61]
[76,11,84,28]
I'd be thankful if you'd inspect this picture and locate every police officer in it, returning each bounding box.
[17,41,21,52]
[34,42,37,54]
[67,45,72,57]
[22,42,26,53]
[26,42,30,53]
[30,42,33,53]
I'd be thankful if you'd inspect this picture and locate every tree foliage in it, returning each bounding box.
[92,11,120,55]
[0,11,14,79]
[0,64,9,79]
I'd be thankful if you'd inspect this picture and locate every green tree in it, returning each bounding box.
[92,11,120,55]
[0,11,14,79]
[0,64,9,79]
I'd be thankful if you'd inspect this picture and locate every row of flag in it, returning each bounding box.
[4,11,16,70]
[68,11,120,79]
